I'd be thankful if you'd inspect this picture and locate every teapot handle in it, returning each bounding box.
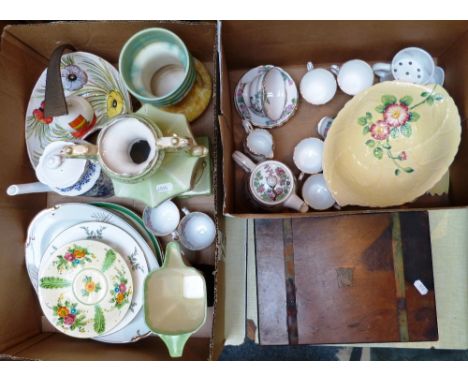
[60,143,98,159]
[44,44,76,117]
[156,135,208,157]
[232,150,257,173]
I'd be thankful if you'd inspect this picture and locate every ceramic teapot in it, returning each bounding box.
[35,141,113,197]
[61,113,207,184]
[232,151,308,212]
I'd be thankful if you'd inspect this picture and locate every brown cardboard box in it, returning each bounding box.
[218,21,468,218]
[0,21,226,360]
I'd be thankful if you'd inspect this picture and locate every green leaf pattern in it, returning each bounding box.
[40,277,71,289]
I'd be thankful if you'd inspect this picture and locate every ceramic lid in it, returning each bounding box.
[250,160,294,205]
[323,82,461,207]
[36,141,87,188]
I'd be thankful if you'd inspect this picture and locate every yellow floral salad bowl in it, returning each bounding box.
[38,240,133,339]
[323,82,461,207]
[25,52,132,168]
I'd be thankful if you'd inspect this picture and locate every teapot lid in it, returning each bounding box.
[250,160,294,205]
[36,141,87,188]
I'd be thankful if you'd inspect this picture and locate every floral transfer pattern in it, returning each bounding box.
[359,86,444,176]
[53,244,96,273]
[253,163,292,203]
[235,66,298,128]
[52,296,88,333]
[110,269,132,309]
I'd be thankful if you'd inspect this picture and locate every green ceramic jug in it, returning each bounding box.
[144,241,207,358]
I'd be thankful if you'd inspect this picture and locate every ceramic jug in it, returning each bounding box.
[144,241,207,358]
[232,151,308,212]
[61,113,207,184]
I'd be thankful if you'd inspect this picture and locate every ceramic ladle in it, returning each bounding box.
[144,241,207,358]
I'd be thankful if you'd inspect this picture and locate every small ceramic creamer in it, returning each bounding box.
[232,151,308,212]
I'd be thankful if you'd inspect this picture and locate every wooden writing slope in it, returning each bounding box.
[255,212,438,345]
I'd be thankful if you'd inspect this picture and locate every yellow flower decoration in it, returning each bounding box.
[107,90,124,118]
[85,281,96,293]
[74,249,86,259]
[116,293,125,304]
[57,306,69,318]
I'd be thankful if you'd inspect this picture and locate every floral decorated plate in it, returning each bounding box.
[38,240,133,338]
[25,203,161,344]
[25,52,132,168]
[234,65,298,128]
[323,82,461,207]
[41,222,148,337]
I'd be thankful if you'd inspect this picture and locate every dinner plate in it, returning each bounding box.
[323,82,461,207]
[25,203,158,290]
[42,222,148,336]
[25,52,132,168]
[38,240,133,339]
[91,202,162,263]
[234,65,298,128]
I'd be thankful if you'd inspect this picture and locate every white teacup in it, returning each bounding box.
[242,120,274,161]
[293,137,324,180]
[143,200,181,237]
[245,66,287,121]
[299,62,337,105]
[330,59,374,96]
[372,47,443,85]
[317,116,334,139]
[177,208,216,251]
[302,174,336,210]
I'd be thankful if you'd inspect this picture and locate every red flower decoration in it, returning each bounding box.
[370,120,390,141]
[33,101,53,124]
[399,151,408,161]
[383,103,410,127]
[64,252,75,262]
[63,314,76,326]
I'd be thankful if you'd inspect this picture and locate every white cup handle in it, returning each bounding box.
[329,64,340,76]
[306,62,314,71]
[232,151,257,173]
[372,63,392,79]
[242,119,254,133]
[284,193,309,213]
[298,172,305,182]
[181,207,190,216]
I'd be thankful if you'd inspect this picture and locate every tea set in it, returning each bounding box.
[8,28,218,357]
[233,46,461,211]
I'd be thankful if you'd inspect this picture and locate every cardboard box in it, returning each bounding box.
[0,21,227,360]
[218,21,468,218]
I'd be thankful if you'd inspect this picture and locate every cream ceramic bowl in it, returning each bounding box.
[323,81,461,207]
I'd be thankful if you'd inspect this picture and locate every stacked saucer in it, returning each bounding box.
[26,202,162,343]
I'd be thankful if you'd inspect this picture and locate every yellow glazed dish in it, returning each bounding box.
[323,82,461,207]
[162,58,212,122]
